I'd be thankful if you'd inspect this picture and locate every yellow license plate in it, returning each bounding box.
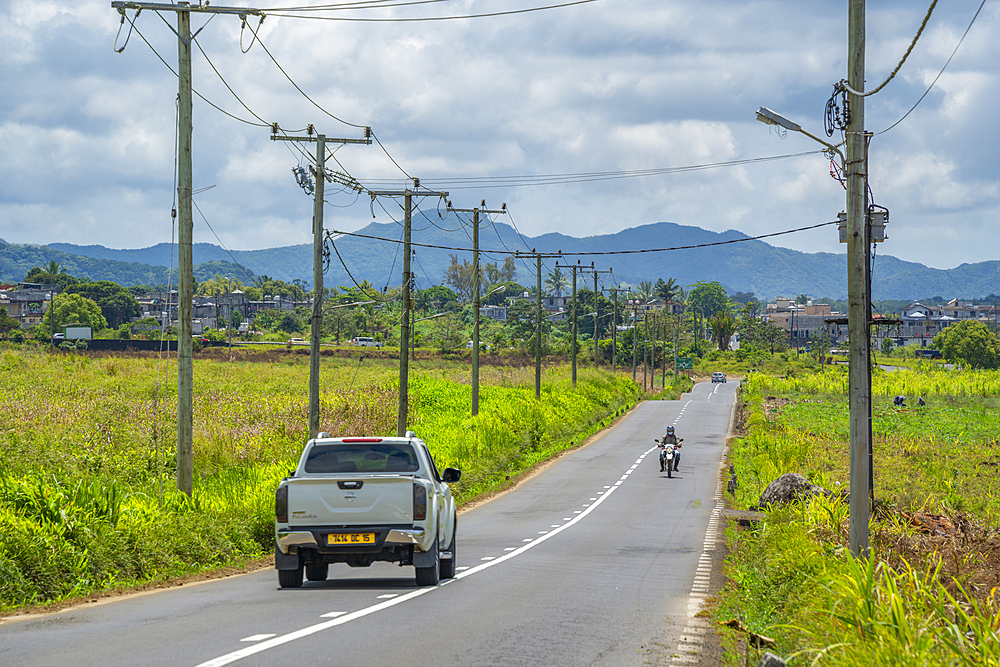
[328,533,376,545]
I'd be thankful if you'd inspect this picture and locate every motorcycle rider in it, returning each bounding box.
[660,426,681,472]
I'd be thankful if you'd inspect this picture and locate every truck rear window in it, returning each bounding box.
[305,444,419,474]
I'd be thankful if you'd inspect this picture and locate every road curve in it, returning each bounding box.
[0,380,736,667]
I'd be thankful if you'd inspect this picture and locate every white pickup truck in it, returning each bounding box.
[274,432,461,588]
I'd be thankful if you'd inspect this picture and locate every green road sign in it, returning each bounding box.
[676,357,693,369]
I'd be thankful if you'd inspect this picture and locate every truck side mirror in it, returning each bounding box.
[443,468,461,483]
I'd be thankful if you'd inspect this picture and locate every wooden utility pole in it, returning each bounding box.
[112,1,261,496]
[516,248,560,400]
[631,301,638,382]
[643,310,650,390]
[610,287,620,372]
[847,0,870,559]
[588,267,612,368]
[556,260,584,387]
[271,127,369,439]
[536,252,542,399]
[447,202,507,415]
[370,183,448,436]
[175,5,194,497]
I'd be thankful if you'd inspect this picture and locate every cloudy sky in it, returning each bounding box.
[1,0,997,271]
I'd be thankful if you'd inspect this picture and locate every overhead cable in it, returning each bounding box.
[357,150,825,190]
[330,219,841,257]
[243,19,368,128]
[840,0,938,98]
[877,0,987,135]
[120,12,271,127]
[192,35,271,126]
[261,0,600,22]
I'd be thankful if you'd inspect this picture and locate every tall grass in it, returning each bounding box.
[719,367,1000,665]
[0,347,645,610]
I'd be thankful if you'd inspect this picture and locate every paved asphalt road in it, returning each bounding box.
[1,380,737,667]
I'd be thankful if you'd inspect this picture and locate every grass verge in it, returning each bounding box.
[716,369,1000,666]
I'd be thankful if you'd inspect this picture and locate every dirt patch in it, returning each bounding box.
[763,395,793,421]
[875,510,1000,605]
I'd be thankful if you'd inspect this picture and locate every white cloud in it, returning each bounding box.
[0,0,996,275]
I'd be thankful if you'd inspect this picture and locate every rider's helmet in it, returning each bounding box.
[667,426,675,435]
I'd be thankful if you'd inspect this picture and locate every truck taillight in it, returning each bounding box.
[413,483,427,521]
[275,485,288,523]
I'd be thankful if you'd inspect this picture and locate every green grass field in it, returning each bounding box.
[717,368,1000,666]
[0,346,672,611]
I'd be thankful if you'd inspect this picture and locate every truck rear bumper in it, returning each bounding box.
[275,526,431,554]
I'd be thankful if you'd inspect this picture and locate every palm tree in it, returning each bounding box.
[46,260,63,276]
[709,310,738,351]
[637,280,654,303]
[544,268,569,296]
[654,277,680,303]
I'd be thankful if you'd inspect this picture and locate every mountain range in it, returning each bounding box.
[2,219,998,301]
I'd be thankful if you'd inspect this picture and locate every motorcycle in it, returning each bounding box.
[655,438,683,478]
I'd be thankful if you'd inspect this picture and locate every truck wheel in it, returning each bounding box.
[439,519,457,580]
[414,539,440,587]
[305,563,329,581]
[278,564,303,588]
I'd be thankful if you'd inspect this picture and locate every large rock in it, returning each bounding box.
[755,473,831,508]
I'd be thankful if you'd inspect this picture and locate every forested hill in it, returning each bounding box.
[6,219,999,300]
[0,240,247,287]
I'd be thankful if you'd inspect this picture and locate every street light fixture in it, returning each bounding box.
[755,102,870,559]
[755,106,844,163]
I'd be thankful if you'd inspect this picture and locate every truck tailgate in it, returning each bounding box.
[287,475,414,526]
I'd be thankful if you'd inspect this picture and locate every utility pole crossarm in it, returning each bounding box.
[271,136,372,145]
[112,2,261,15]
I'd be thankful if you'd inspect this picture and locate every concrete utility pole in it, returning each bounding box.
[370,183,448,436]
[112,0,261,496]
[846,0,871,560]
[448,202,508,415]
[271,127,370,439]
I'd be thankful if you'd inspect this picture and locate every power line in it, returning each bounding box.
[120,11,273,128]
[355,150,825,189]
[191,33,271,126]
[264,0,460,11]
[370,131,412,179]
[876,0,987,135]
[839,0,938,98]
[261,0,601,22]
[330,219,841,257]
[243,19,368,128]
[191,199,258,284]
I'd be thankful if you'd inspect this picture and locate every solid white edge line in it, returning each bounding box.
[194,445,658,667]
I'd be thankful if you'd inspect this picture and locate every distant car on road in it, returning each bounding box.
[466,340,491,350]
[351,336,382,347]
[287,337,305,345]
[711,372,727,383]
